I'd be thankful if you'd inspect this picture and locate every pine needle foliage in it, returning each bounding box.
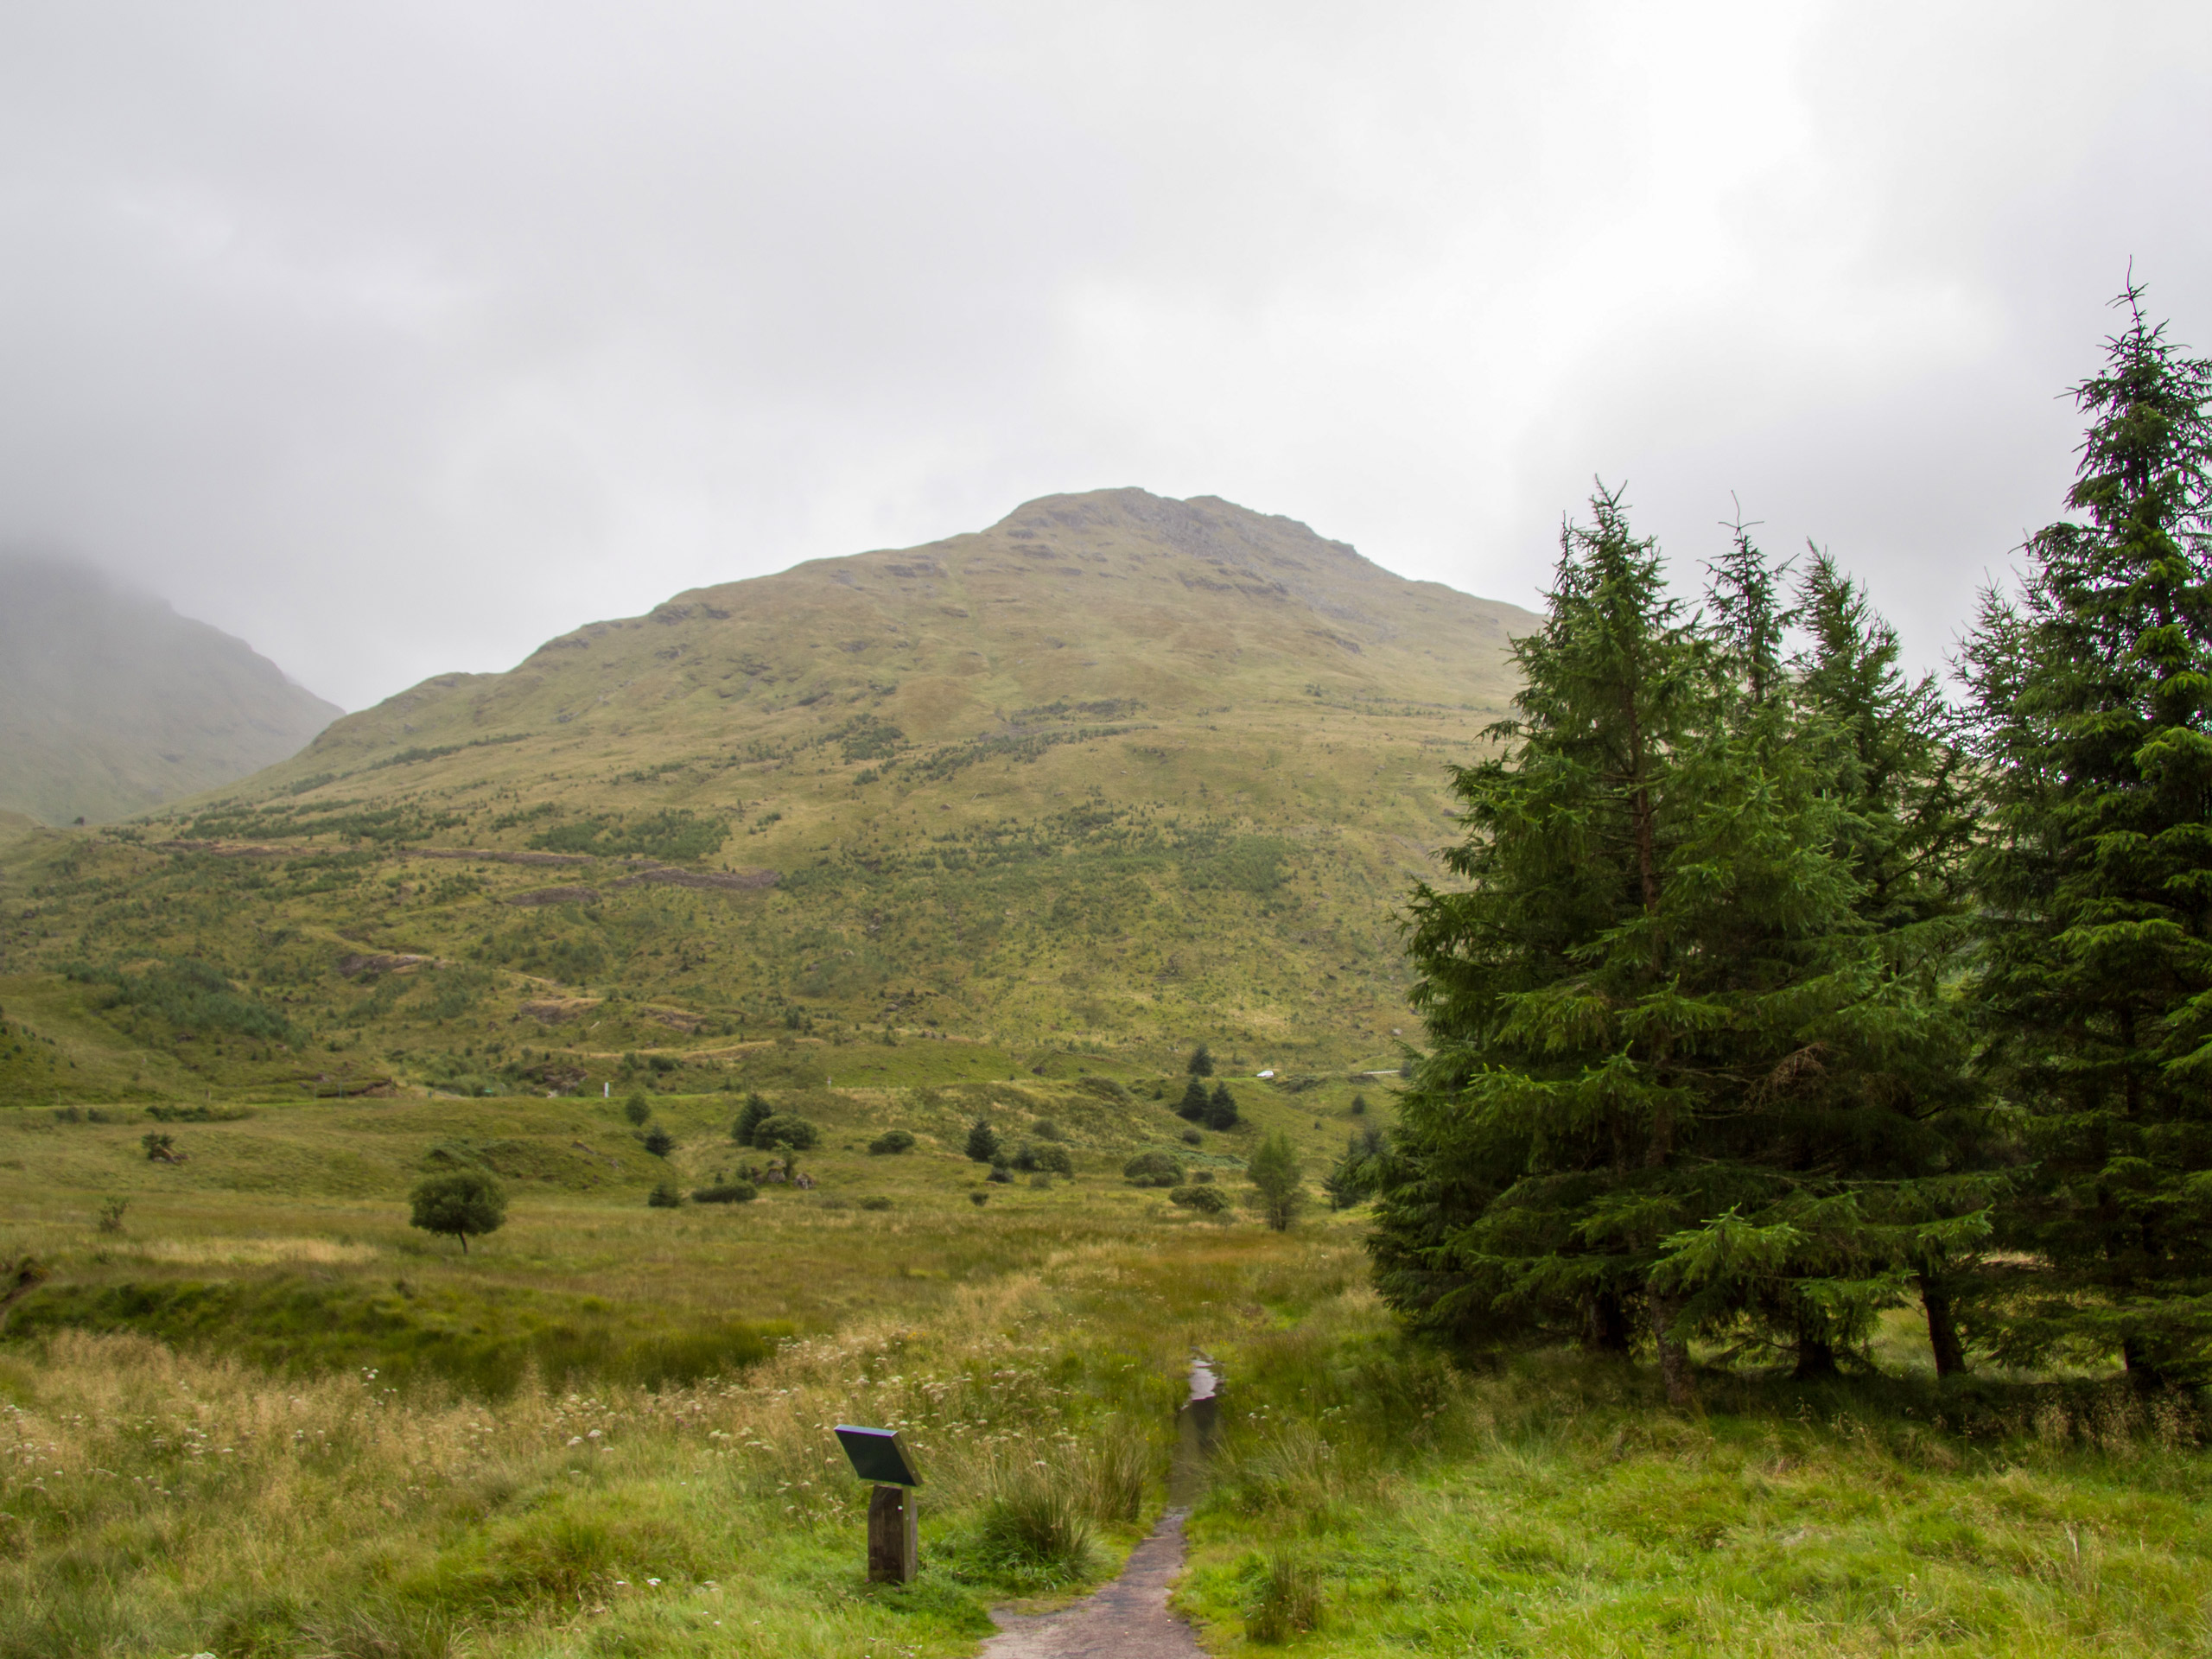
[1371,486,1984,1402]
[1961,283,2212,1386]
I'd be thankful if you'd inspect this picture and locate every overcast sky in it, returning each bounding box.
[3,2,2207,711]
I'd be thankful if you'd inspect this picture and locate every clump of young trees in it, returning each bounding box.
[1370,286,2212,1399]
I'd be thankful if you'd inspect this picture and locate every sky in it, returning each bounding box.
[2,1,2208,712]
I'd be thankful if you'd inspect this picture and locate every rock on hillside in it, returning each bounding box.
[0,553,341,824]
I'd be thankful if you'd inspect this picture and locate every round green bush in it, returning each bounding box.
[646,1181,684,1208]
[1122,1150,1184,1188]
[868,1128,916,1155]
[860,1195,893,1211]
[1168,1185,1228,1213]
[751,1114,819,1152]
[1025,1142,1073,1176]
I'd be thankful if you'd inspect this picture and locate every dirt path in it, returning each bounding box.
[981,1509,1205,1659]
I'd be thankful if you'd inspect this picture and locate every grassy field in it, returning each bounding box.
[3,1072,2208,1658]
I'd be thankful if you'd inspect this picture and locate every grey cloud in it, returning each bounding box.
[1,1,2205,709]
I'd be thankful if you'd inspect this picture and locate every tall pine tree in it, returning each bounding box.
[1962,283,2212,1386]
[1373,488,1987,1401]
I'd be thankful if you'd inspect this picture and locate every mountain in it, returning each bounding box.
[0,553,341,824]
[0,490,1536,1093]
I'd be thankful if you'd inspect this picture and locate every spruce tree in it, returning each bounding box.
[1961,284,2212,1386]
[732,1090,772,1147]
[1176,1077,1211,1121]
[1789,551,1993,1376]
[1372,487,1981,1401]
[1205,1081,1240,1130]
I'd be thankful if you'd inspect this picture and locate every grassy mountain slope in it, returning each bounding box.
[0,489,1533,1096]
[0,553,341,824]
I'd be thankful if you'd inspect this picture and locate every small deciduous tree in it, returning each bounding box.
[409,1170,507,1255]
[622,1091,651,1126]
[1247,1132,1303,1231]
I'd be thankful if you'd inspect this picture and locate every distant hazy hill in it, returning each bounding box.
[0,554,341,825]
[6,490,1537,1083]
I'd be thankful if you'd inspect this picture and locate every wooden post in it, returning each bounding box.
[867,1484,918,1583]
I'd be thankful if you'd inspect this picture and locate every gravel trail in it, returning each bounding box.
[979,1508,1205,1659]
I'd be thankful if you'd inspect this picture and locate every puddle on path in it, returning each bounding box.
[980,1356,1220,1659]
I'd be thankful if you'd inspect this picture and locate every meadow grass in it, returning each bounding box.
[1,1089,2207,1656]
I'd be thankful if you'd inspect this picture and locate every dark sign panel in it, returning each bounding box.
[835,1424,921,1488]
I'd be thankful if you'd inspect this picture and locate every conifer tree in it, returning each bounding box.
[1176,1077,1211,1121]
[1205,1081,1240,1130]
[1372,487,1983,1401]
[1961,283,2212,1386]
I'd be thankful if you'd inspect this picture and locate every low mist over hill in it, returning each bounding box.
[2,490,1535,1093]
[0,553,340,825]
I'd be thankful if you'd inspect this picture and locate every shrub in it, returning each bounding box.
[752,1115,818,1152]
[1032,1142,1074,1176]
[965,1119,1001,1163]
[1075,1077,1128,1103]
[1031,1119,1065,1141]
[988,1161,1013,1184]
[1350,1093,1368,1116]
[977,1460,1094,1580]
[860,1195,893,1211]
[690,1182,758,1204]
[639,1126,676,1157]
[409,1171,507,1253]
[969,1191,988,1206]
[1182,1128,1203,1146]
[647,1181,684,1208]
[1169,1185,1228,1214]
[95,1198,129,1235]
[622,1092,651,1126]
[1011,1141,1071,1175]
[648,1054,677,1074]
[868,1128,916,1155]
[1245,1548,1324,1643]
[1122,1151,1184,1188]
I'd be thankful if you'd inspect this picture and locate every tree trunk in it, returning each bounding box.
[459,1233,469,1255]
[1586,1290,1632,1356]
[1793,1329,1840,1380]
[1919,1278,1967,1377]
[1648,1290,1696,1408]
[2122,1335,2164,1393]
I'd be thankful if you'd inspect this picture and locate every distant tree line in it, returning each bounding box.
[1369,285,2212,1400]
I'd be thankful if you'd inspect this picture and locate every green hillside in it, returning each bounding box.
[0,552,341,825]
[0,488,1532,1100]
